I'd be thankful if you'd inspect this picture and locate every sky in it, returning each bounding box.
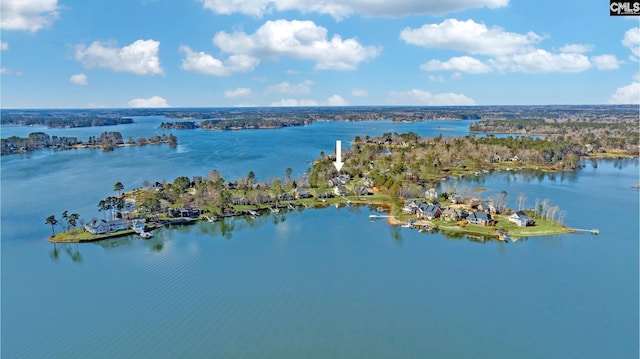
[1,0,639,108]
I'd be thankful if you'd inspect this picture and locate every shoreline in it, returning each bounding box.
[48,193,575,243]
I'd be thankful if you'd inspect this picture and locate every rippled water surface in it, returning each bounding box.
[2,119,638,358]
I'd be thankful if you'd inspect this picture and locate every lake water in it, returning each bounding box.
[1,118,638,358]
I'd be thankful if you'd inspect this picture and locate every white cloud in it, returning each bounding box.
[352,89,368,97]
[389,89,476,105]
[75,39,164,75]
[224,87,252,98]
[590,55,621,70]
[1,0,59,32]
[608,81,640,104]
[198,0,507,19]
[213,19,381,70]
[403,18,618,74]
[325,95,348,106]
[271,98,320,107]
[489,50,591,73]
[1,41,8,50]
[1,67,22,76]
[421,56,492,74]
[622,27,640,61]
[69,73,88,85]
[400,19,541,56]
[128,96,170,108]
[270,95,349,106]
[428,75,445,82]
[266,80,313,94]
[559,44,593,53]
[179,45,259,76]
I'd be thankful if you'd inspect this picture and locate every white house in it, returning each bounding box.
[84,218,128,234]
[425,188,438,201]
[508,211,535,227]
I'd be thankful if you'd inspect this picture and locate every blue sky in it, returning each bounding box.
[1,0,639,108]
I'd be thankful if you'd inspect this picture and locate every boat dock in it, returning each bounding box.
[570,228,600,234]
[369,214,394,219]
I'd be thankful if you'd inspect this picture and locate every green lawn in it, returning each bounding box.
[50,228,135,243]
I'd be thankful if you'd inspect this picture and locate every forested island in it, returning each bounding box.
[1,131,178,155]
[159,121,199,130]
[2,112,133,128]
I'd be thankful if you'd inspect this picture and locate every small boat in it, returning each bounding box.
[248,210,259,216]
[288,204,296,210]
[269,207,280,213]
[139,231,152,239]
[205,216,218,222]
[402,219,415,229]
[376,206,385,213]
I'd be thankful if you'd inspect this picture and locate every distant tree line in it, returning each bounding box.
[200,117,312,130]
[2,131,178,155]
[1,116,133,128]
[159,121,199,130]
[2,132,82,154]
[470,119,639,153]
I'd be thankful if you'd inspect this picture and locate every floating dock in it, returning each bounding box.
[369,214,394,219]
[570,228,600,235]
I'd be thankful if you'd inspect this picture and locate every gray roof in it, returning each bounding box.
[469,211,492,221]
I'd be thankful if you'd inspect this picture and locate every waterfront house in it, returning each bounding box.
[317,192,334,199]
[356,186,373,196]
[280,193,295,201]
[442,207,466,221]
[467,211,495,226]
[450,194,464,204]
[294,188,312,199]
[169,207,202,218]
[253,193,273,204]
[334,185,347,197]
[479,200,499,214]
[508,211,535,227]
[328,174,351,187]
[131,219,146,232]
[417,203,441,220]
[84,218,129,234]
[402,200,419,215]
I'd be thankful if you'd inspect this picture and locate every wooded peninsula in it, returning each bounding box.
[1,131,178,155]
[46,109,638,243]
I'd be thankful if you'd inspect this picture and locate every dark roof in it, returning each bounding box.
[419,203,440,214]
[469,211,492,221]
